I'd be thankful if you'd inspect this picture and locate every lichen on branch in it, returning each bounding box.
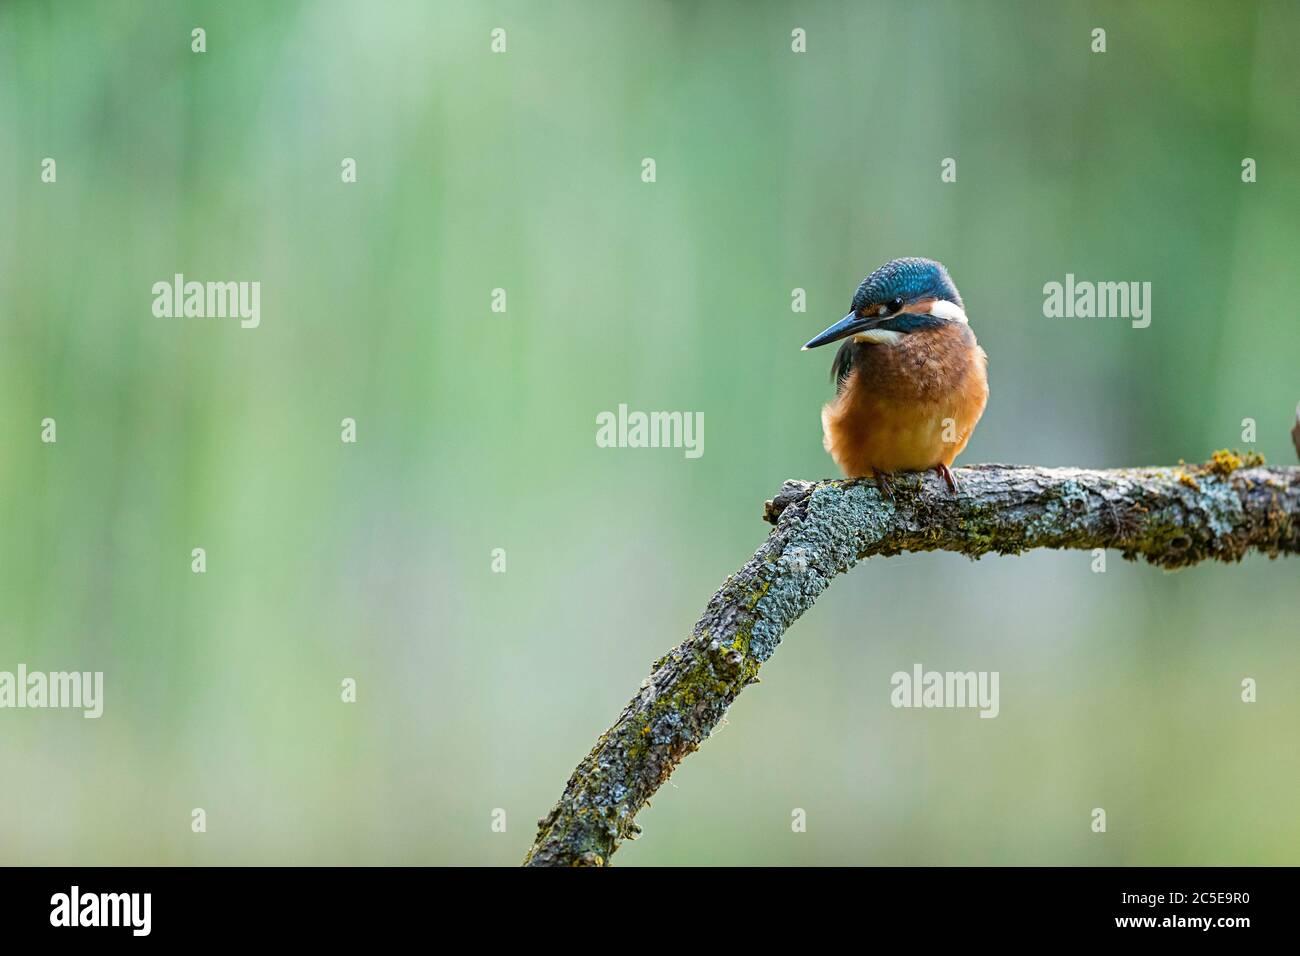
[524,460,1299,866]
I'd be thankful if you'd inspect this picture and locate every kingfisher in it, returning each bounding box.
[802,257,988,495]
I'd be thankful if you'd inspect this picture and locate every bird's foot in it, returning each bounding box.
[873,470,897,501]
[934,463,958,494]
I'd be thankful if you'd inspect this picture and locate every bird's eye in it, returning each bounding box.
[888,297,904,313]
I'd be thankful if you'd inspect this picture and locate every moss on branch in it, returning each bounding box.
[524,460,1300,866]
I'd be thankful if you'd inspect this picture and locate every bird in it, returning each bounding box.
[802,257,988,496]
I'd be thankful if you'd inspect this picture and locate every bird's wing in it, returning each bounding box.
[831,341,858,394]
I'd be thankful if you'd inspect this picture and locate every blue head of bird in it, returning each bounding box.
[802,257,966,351]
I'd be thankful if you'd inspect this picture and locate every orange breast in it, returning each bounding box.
[821,325,988,478]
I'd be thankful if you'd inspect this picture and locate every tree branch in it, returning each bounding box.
[524,460,1299,866]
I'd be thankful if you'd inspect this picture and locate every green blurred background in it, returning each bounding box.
[1,0,1297,865]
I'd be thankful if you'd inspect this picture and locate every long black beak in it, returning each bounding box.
[802,312,870,350]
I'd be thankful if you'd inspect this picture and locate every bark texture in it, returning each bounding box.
[524,460,1299,866]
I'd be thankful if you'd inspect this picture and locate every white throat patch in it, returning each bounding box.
[853,329,902,346]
